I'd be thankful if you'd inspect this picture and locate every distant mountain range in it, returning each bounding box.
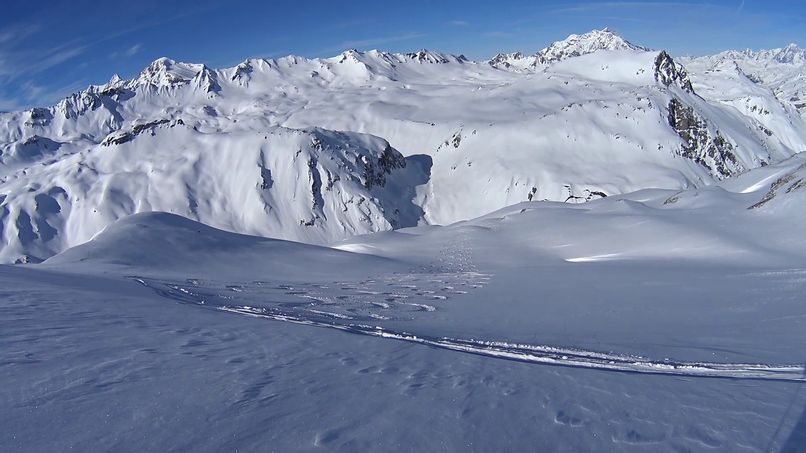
[1,28,806,263]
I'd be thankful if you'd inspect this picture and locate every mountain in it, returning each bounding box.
[0,124,426,263]
[1,29,806,263]
[683,43,806,116]
[489,28,648,68]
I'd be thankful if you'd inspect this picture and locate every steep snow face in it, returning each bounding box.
[0,124,423,264]
[2,30,806,262]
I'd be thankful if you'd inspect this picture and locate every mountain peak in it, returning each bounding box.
[136,57,204,88]
[771,43,806,64]
[535,28,649,64]
[404,49,452,64]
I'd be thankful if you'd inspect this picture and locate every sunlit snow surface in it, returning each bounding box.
[4,153,806,451]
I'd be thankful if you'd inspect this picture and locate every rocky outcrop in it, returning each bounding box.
[363,144,406,189]
[24,108,53,127]
[489,52,524,69]
[101,119,173,146]
[405,50,455,64]
[667,98,743,179]
[749,161,806,209]
[1,135,62,165]
[654,51,694,93]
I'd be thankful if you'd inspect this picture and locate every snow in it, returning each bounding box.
[1,152,804,450]
[2,29,806,451]
[2,29,806,263]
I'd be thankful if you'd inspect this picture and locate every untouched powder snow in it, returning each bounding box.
[2,29,806,262]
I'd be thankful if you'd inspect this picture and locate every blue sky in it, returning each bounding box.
[1,0,805,111]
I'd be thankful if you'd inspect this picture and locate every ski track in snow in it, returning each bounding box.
[129,274,806,383]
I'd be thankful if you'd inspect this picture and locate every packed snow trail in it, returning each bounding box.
[131,276,806,383]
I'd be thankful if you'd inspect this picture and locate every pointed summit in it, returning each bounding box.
[535,28,649,64]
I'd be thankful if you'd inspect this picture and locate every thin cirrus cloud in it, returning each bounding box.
[0,24,89,110]
[448,20,470,27]
[0,2,226,110]
[110,44,143,59]
[0,41,87,81]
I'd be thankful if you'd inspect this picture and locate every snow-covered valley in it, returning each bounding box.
[3,28,806,451]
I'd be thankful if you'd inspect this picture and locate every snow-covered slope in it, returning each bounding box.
[683,44,806,118]
[45,211,405,279]
[0,124,425,263]
[1,28,806,263]
[4,138,806,452]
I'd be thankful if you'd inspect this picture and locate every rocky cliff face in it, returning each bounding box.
[667,98,744,179]
[654,51,694,93]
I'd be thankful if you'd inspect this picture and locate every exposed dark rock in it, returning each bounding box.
[489,52,524,69]
[194,66,221,94]
[24,108,53,127]
[586,190,608,200]
[231,61,254,82]
[363,144,406,189]
[654,51,694,93]
[405,50,450,64]
[101,119,171,146]
[749,162,806,209]
[667,98,743,179]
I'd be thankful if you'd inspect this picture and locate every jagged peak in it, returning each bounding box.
[403,49,453,64]
[534,28,649,64]
[191,65,221,94]
[489,52,537,70]
[490,51,524,64]
[654,50,694,93]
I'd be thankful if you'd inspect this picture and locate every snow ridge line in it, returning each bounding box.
[131,277,806,382]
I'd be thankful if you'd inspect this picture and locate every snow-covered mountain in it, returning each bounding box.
[489,28,647,69]
[683,43,806,117]
[1,28,806,263]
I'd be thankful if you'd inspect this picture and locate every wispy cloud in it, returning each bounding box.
[448,20,470,27]
[0,1,227,110]
[0,23,41,45]
[125,43,142,57]
[109,43,143,59]
[0,78,87,110]
[0,41,86,81]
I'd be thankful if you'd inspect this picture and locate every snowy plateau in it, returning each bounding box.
[2,28,806,452]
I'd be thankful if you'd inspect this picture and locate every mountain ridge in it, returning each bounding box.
[1,28,806,263]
